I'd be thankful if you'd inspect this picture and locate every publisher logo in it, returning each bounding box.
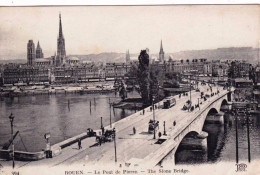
[236,163,247,172]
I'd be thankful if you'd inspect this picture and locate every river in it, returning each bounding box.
[0,91,139,152]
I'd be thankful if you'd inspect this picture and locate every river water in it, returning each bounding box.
[0,91,138,152]
[0,93,260,163]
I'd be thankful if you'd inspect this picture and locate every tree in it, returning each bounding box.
[119,81,127,100]
[126,50,165,105]
[137,50,150,105]
[164,72,180,88]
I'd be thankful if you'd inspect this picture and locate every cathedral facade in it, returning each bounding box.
[26,13,67,67]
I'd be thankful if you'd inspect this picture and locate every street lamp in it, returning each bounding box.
[9,113,15,168]
[113,128,117,163]
[163,121,167,136]
[100,117,104,135]
[234,110,239,163]
[189,74,191,102]
[197,98,200,110]
[246,111,251,163]
[109,98,112,128]
[152,97,156,139]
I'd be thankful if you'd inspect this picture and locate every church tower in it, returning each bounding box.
[27,40,35,66]
[36,41,44,58]
[159,40,165,63]
[56,13,66,66]
[126,49,130,64]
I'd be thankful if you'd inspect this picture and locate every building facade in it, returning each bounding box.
[2,65,50,85]
[105,63,131,80]
[53,64,101,84]
[229,60,250,78]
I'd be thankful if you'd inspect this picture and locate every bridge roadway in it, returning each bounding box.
[4,84,228,169]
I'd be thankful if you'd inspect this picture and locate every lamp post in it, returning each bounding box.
[189,74,191,102]
[100,117,104,135]
[246,111,251,163]
[152,98,156,139]
[235,110,239,163]
[198,98,200,110]
[109,98,112,128]
[113,128,117,163]
[9,113,15,168]
[163,121,166,136]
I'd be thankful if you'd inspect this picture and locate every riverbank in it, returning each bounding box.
[112,98,144,110]
[0,82,116,97]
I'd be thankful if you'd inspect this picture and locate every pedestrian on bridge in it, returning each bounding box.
[78,139,82,150]
[101,126,105,135]
[133,127,136,135]
[158,131,162,138]
[173,121,176,127]
[98,138,102,146]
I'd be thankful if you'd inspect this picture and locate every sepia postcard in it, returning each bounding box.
[0,4,260,175]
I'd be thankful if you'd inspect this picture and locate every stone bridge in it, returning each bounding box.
[4,85,234,169]
[141,89,232,167]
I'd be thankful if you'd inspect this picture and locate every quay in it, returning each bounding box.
[0,83,116,97]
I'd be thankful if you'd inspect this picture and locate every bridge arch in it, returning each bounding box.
[220,99,228,106]
[173,130,208,164]
[220,99,229,112]
[207,108,218,116]
[174,130,201,153]
[183,131,200,138]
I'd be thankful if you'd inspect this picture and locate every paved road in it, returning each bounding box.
[1,83,226,169]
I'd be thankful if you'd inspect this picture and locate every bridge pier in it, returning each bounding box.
[205,112,224,124]
[220,105,231,112]
[180,131,208,151]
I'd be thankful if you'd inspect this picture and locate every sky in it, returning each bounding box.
[0,5,259,59]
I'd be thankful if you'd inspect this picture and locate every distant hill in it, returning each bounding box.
[0,59,26,64]
[166,47,260,65]
[71,47,259,64]
[69,52,126,63]
[1,47,259,65]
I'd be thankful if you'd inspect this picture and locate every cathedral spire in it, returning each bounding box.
[159,40,165,62]
[36,41,40,49]
[57,12,66,66]
[36,40,44,58]
[160,40,163,52]
[59,13,63,38]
